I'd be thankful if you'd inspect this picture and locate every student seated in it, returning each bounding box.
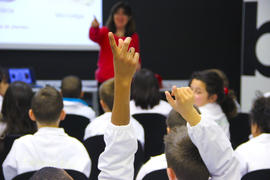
[0,66,9,112]
[84,77,144,145]
[165,126,209,180]
[61,75,95,121]
[0,81,36,139]
[235,96,270,176]
[189,70,237,138]
[2,87,91,180]
[130,68,172,117]
[29,167,73,180]
[165,87,241,180]
[136,109,188,180]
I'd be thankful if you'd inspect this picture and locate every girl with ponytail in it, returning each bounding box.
[189,70,237,138]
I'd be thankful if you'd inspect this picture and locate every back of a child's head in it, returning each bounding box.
[31,86,63,124]
[131,68,160,109]
[61,75,82,98]
[29,167,73,180]
[250,96,270,133]
[190,70,237,118]
[166,107,200,130]
[164,126,209,180]
[1,81,36,135]
[99,78,114,111]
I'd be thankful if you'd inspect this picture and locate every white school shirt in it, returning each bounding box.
[63,99,96,121]
[235,133,270,176]
[84,112,145,147]
[3,127,91,180]
[136,153,167,180]
[187,117,241,180]
[98,122,138,180]
[130,100,172,117]
[199,102,230,139]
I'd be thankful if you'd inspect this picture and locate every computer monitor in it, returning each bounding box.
[8,68,35,84]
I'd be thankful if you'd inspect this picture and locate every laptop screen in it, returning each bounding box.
[8,68,34,84]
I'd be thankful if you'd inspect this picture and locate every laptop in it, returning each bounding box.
[8,68,38,87]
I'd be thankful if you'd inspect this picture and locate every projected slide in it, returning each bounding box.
[0,0,102,50]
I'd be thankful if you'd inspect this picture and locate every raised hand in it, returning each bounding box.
[165,86,201,126]
[108,32,139,83]
[91,17,100,28]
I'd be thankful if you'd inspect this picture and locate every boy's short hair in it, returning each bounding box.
[250,96,270,133]
[31,86,63,123]
[166,106,200,129]
[61,75,82,98]
[164,126,209,180]
[99,78,114,111]
[29,167,73,180]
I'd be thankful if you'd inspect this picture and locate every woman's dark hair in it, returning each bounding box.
[131,69,160,109]
[189,70,237,118]
[106,1,136,37]
[1,81,36,135]
[250,96,270,133]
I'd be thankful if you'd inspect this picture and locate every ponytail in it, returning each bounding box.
[220,89,237,118]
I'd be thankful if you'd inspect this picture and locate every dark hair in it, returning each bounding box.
[190,70,237,118]
[99,78,114,111]
[31,87,63,124]
[164,126,209,180]
[106,1,136,37]
[61,75,82,98]
[131,69,160,109]
[0,66,9,83]
[166,106,200,129]
[1,81,36,135]
[30,167,73,180]
[250,96,270,133]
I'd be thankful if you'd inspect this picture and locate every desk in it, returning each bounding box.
[35,80,189,115]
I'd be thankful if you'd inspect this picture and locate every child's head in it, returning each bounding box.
[164,126,209,180]
[189,70,237,118]
[166,107,200,131]
[99,78,114,112]
[131,68,160,109]
[1,81,36,135]
[61,75,82,98]
[29,167,73,180]
[30,86,65,126]
[207,69,229,88]
[250,96,270,137]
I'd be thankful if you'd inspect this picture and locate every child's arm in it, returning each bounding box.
[98,32,139,180]
[166,86,241,180]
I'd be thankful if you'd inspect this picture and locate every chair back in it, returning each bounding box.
[142,169,169,180]
[241,169,270,180]
[132,113,167,162]
[229,113,250,149]
[83,135,144,180]
[59,114,90,142]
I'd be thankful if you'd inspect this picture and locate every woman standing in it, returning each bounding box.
[89,1,141,85]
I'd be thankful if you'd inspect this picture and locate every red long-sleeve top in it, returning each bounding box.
[89,26,141,83]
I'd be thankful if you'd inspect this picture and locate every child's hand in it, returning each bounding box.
[165,86,201,126]
[108,32,139,84]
